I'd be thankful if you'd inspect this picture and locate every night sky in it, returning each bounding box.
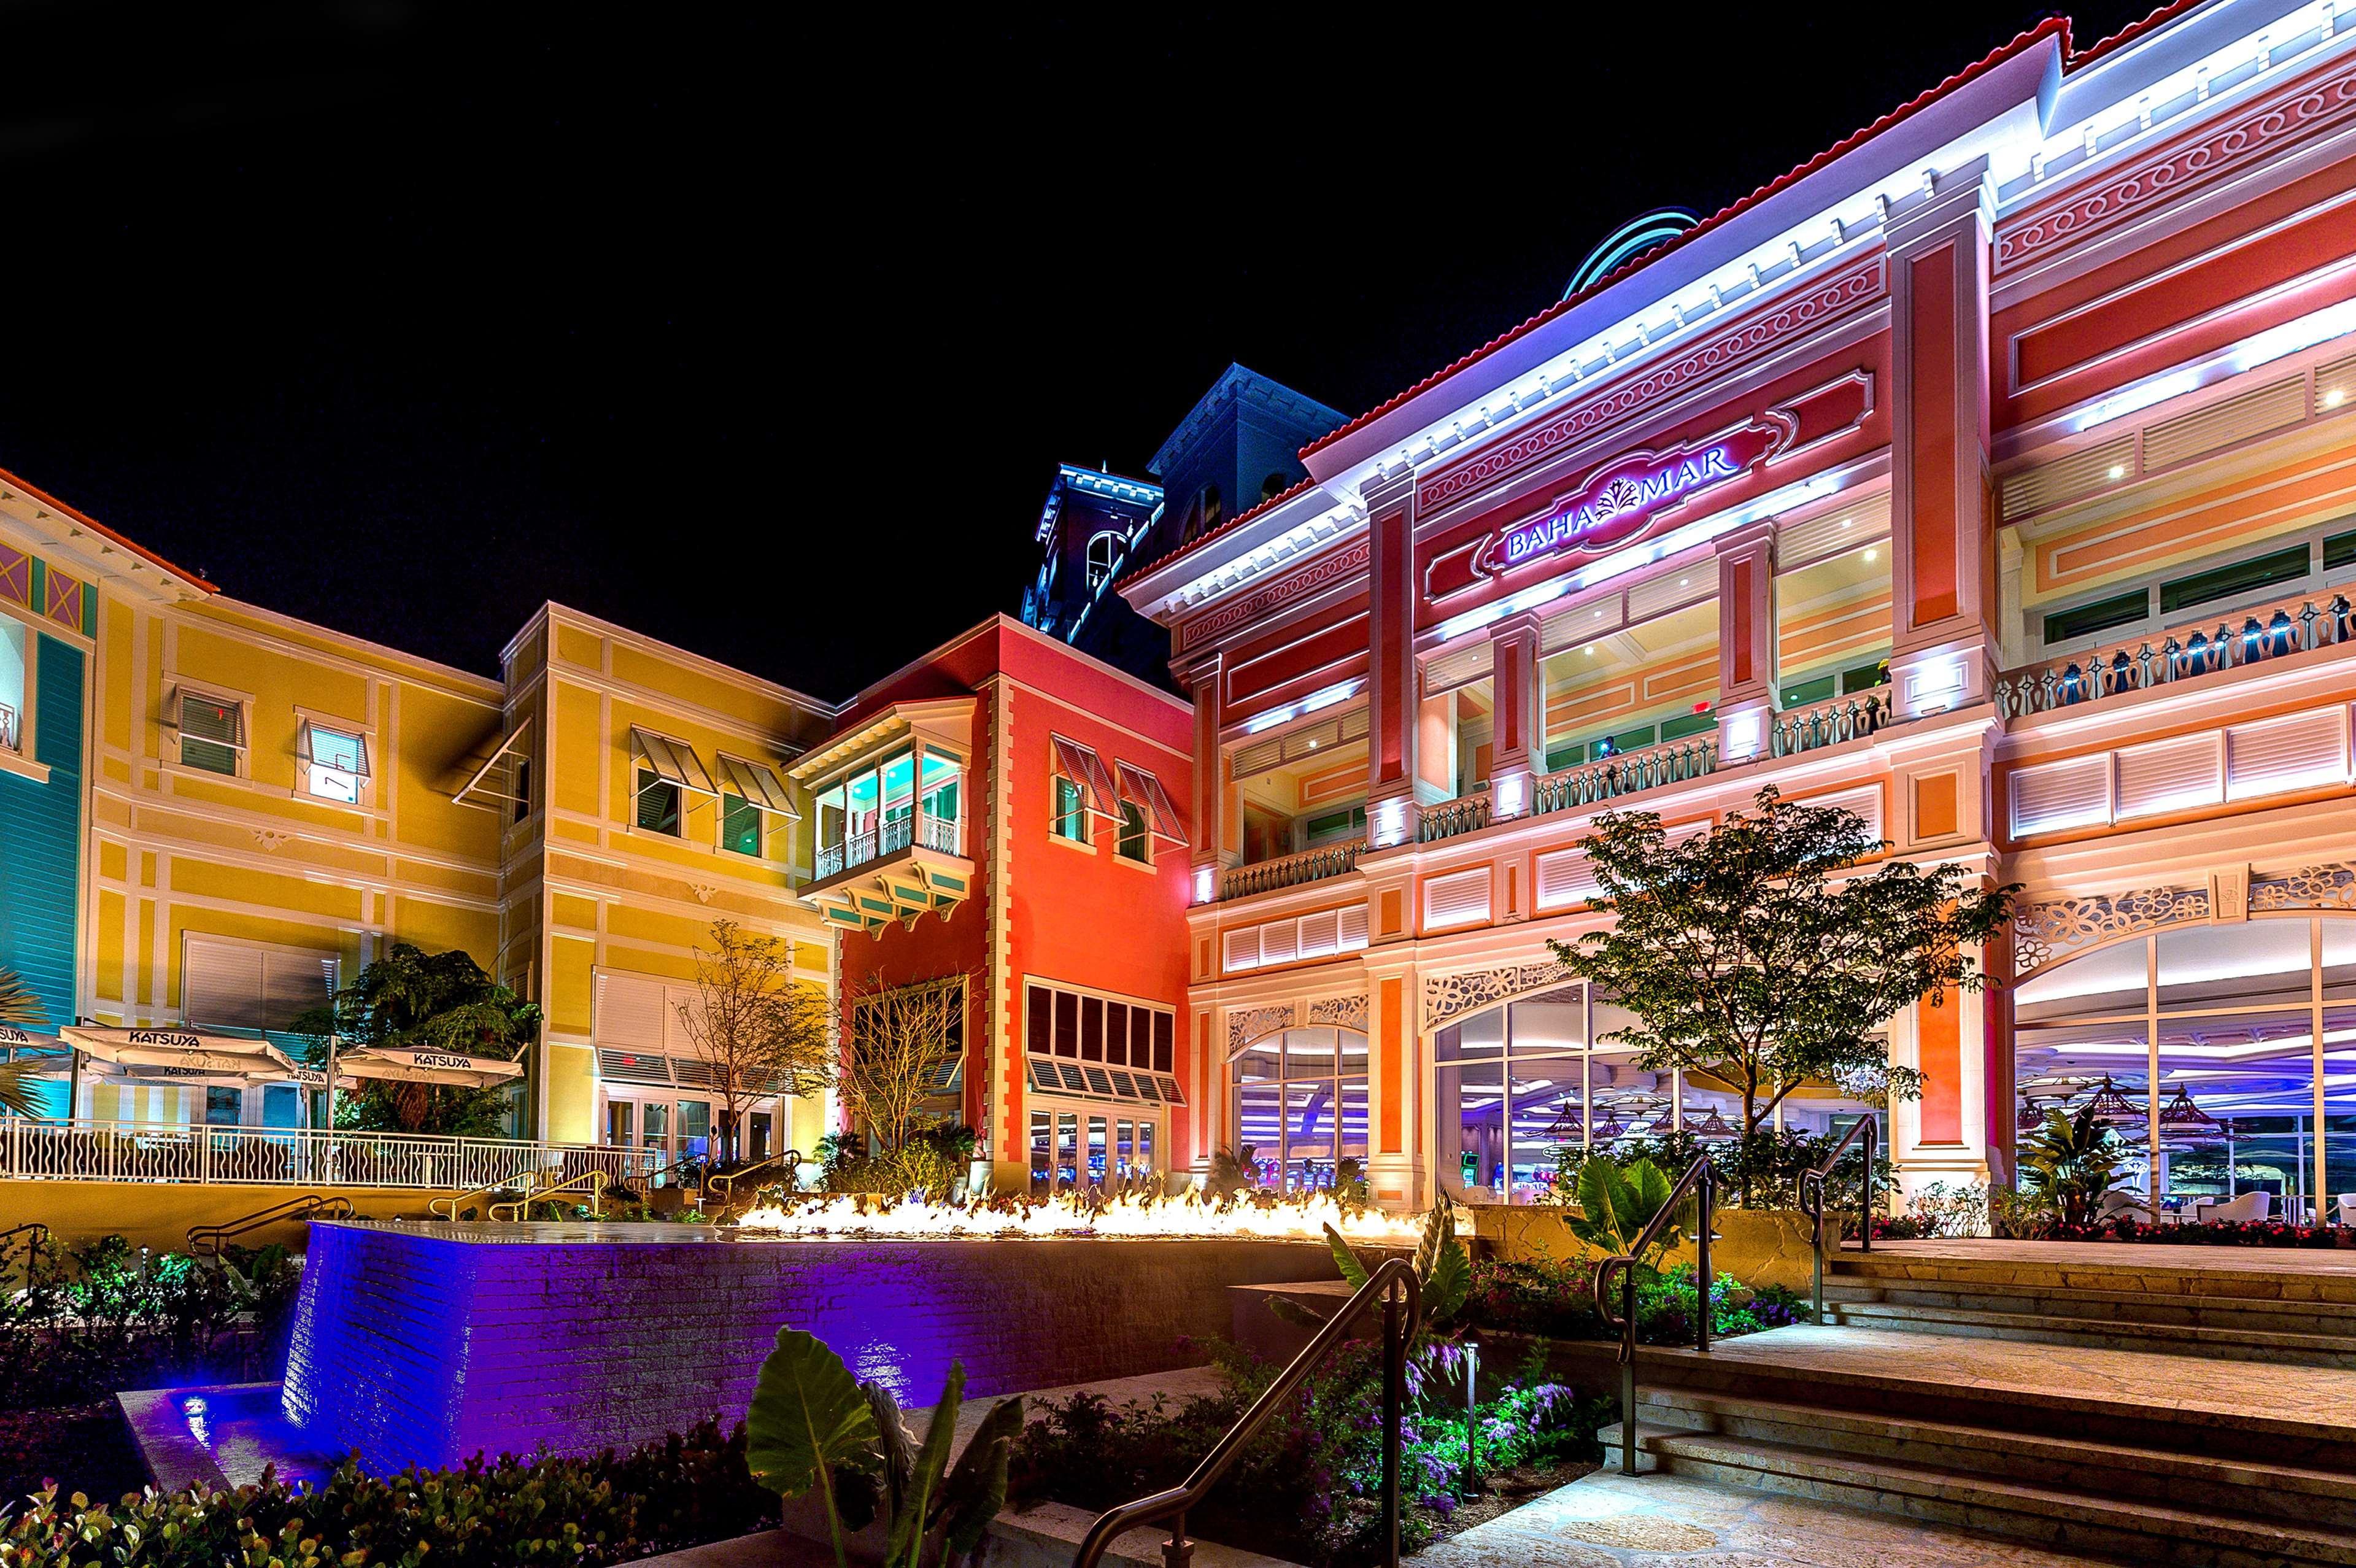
[0,1,2158,700]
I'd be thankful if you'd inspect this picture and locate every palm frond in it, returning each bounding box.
[0,1063,44,1119]
[0,968,47,1027]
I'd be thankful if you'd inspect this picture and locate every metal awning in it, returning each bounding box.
[337,1046,525,1087]
[1049,734,1119,819]
[1114,760,1187,848]
[61,1026,297,1076]
[631,727,719,795]
[296,719,373,778]
[717,753,799,818]
[454,717,533,811]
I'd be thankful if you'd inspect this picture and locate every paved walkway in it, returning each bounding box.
[1852,1237,2356,1287]
[1409,1467,2130,1567]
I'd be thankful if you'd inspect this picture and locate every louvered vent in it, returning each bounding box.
[1260,919,1299,966]
[1338,902,1370,951]
[597,1048,673,1086]
[1232,735,1284,778]
[1421,640,1494,697]
[2225,709,2348,800]
[2114,734,2223,819]
[1423,866,1493,929]
[595,972,667,1048]
[1777,494,1893,571]
[1627,568,1714,624]
[1663,819,1711,847]
[2144,376,2305,471]
[1806,785,1883,843]
[2318,350,2356,414]
[1541,596,1623,654]
[2009,755,2113,836]
[1235,706,1372,781]
[1534,846,1600,912]
[1222,926,1262,973]
[1297,909,1341,959]
[2001,434,2136,522]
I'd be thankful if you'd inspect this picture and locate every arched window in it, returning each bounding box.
[1231,1027,1368,1194]
[1261,471,1291,501]
[1086,530,1121,590]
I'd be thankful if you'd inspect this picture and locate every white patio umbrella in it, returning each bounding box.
[61,1025,298,1076]
[336,1045,523,1087]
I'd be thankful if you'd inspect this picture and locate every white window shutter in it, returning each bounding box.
[1338,903,1370,951]
[183,937,266,1030]
[1807,786,1884,843]
[1260,918,1299,965]
[1297,909,1340,960]
[1423,867,1492,929]
[2115,733,2225,819]
[1222,927,1262,973]
[2226,710,2349,800]
[595,971,667,1048]
[2010,755,2113,836]
[1663,819,1710,848]
[1535,846,1600,911]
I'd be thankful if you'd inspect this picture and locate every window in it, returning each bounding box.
[512,758,533,822]
[628,728,716,838]
[1022,981,1181,1116]
[297,720,371,804]
[1048,735,1117,847]
[636,768,681,835]
[2160,543,2312,614]
[722,792,762,856]
[176,690,245,775]
[1052,776,1087,842]
[1302,803,1366,847]
[1086,531,1121,591]
[1116,800,1149,862]
[0,615,23,756]
[2042,587,2150,646]
[1111,760,1184,856]
[182,934,339,1033]
[204,1087,243,1127]
[1230,1025,1366,1195]
[2327,528,2356,571]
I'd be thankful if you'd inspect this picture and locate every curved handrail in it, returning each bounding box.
[1798,1116,1878,1323]
[490,1168,609,1221]
[1072,1257,1421,1568]
[0,1221,50,1281]
[188,1194,355,1256]
[706,1149,801,1207]
[619,1150,710,1197]
[431,1172,538,1221]
[1590,1153,1716,1477]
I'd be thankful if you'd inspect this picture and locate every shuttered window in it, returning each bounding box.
[2009,756,2112,837]
[182,935,337,1032]
[1338,902,1369,951]
[1223,926,1262,973]
[177,690,245,776]
[2114,734,2223,819]
[2226,711,2349,800]
[1535,846,1600,912]
[722,793,764,857]
[1423,866,1492,930]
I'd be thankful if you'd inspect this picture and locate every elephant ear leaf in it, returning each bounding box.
[937,1396,1024,1560]
[1323,1222,1370,1289]
[1266,1294,1329,1330]
[1573,1156,1628,1254]
[890,1361,966,1567]
[746,1327,881,1497]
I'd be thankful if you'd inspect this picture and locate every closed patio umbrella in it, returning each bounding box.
[336,1045,523,1087]
[62,1025,296,1076]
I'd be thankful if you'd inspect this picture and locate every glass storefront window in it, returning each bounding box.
[1226,1026,1369,1194]
[1434,987,1586,1204]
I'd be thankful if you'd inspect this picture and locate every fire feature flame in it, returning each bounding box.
[734,1189,1425,1242]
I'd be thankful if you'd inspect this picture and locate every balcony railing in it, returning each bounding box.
[1995,592,2356,718]
[1532,734,1719,817]
[814,816,962,880]
[1219,841,1363,900]
[1418,794,1491,842]
[0,1118,665,1189]
[0,700,15,754]
[1770,687,1889,757]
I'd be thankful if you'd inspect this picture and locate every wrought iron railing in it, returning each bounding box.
[1532,735,1719,818]
[1798,1114,1877,1324]
[0,1118,664,1191]
[1995,592,2356,717]
[188,1194,354,1255]
[1219,841,1363,900]
[1770,687,1888,756]
[1417,794,1490,842]
[1594,1152,1717,1477]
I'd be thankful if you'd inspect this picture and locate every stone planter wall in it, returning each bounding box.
[1467,1205,1815,1293]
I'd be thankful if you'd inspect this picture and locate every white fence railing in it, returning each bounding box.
[0,1118,668,1190]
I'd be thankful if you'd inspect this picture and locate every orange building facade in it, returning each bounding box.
[1119,0,2356,1219]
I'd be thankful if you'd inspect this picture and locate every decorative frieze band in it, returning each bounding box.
[1226,1004,1297,1056]
[1178,537,1370,652]
[1422,962,1569,1032]
[2013,882,2211,976]
[2250,862,2356,914]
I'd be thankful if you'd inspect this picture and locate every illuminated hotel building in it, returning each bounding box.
[1119,0,2356,1216]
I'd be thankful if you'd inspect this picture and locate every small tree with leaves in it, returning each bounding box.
[676,919,836,1164]
[1550,787,2015,1207]
[838,973,970,1167]
[294,943,540,1135]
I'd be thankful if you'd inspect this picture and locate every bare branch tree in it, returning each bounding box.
[838,971,970,1156]
[676,919,837,1162]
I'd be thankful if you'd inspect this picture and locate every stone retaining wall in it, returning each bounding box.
[1469,1205,1815,1292]
[281,1220,1343,1473]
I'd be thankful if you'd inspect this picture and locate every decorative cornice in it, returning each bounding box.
[1415,257,1887,516]
[1178,536,1370,652]
[1998,58,2356,271]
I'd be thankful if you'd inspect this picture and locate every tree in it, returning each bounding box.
[0,969,52,1118]
[838,973,969,1165]
[676,919,836,1164]
[2018,1104,2123,1227]
[295,943,541,1135]
[1548,787,2016,1206]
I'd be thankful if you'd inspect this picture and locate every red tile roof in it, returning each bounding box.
[2070,0,2205,67]
[1297,17,2073,468]
[0,465,218,593]
[1115,474,1320,592]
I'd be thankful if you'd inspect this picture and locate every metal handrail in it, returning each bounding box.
[1072,1257,1420,1568]
[491,1167,609,1221]
[706,1149,801,1207]
[0,1221,50,1274]
[1798,1116,1878,1323]
[188,1194,355,1256]
[431,1172,537,1221]
[1592,1153,1717,1477]
[619,1150,710,1196]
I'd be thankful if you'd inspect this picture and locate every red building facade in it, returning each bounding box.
[1121,0,2356,1218]
[793,617,1196,1193]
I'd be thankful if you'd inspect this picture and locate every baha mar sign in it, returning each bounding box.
[1486,416,1790,570]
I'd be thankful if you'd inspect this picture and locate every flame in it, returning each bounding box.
[733,1189,1424,1243]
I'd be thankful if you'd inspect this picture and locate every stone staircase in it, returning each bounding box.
[1591,1247,2356,1566]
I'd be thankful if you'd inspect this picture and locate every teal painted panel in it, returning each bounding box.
[0,635,83,1032]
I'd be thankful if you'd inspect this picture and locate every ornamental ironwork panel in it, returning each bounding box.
[2250,862,2356,914]
[1225,1004,1297,1056]
[1422,962,1569,1031]
[2013,882,2209,976]
[1308,993,1369,1033]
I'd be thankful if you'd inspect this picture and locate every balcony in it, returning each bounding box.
[1995,590,2356,717]
[1219,841,1363,900]
[814,814,961,880]
[0,700,15,753]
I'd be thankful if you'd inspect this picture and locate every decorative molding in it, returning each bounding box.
[2250,861,2356,914]
[1998,61,2356,270]
[690,884,717,905]
[1226,1003,1298,1056]
[2013,881,2210,975]
[1422,962,1569,1031]
[1308,992,1369,1033]
[249,828,292,852]
[1179,537,1369,652]
[1416,257,1886,515]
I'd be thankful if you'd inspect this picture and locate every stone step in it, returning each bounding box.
[1821,1297,2356,1367]
[1826,1248,2356,1308]
[1597,1420,2356,1567]
[1629,1386,2356,1531]
[1823,1279,2356,1338]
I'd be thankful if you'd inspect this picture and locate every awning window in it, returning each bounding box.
[1049,734,1119,819]
[717,753,799,818]
[454,717,533,811]
[296,720,372,778]
[173,689,247,752]
[1114,761,1186,847]
[630,728,718,795]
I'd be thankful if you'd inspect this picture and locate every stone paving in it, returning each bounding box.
[1847,1238,2356,1298]
[1408,1467,2132,1567]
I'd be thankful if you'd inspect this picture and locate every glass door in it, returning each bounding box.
[605,1101,634,1148]
[642,1100,671,1157]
